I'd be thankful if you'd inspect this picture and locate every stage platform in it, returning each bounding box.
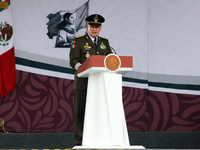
[0,132,200,149]
[0,148,199,150]
[0,149,199,150]
[73,145,145,149]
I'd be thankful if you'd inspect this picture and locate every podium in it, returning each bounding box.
[73,54,145,149]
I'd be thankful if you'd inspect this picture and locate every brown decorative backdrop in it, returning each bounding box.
[0,70,200,132]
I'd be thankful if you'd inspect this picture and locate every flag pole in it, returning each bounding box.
[87,0,90,16]
[85,0,90,35]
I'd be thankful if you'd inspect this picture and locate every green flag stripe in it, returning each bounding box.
[0,0,10,12]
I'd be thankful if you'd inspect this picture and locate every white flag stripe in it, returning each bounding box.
[0,7,14,55]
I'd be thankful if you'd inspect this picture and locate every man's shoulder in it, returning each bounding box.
[75,35,85,39]
[71,35,86,44]
[99,36,108,40]
[72,35,87,43]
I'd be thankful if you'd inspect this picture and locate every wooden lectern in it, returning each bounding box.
[73,54,145,149]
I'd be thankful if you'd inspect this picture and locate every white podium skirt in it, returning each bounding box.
[82,71,130,147]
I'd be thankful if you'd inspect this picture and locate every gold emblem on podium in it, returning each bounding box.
[104,54,121,72]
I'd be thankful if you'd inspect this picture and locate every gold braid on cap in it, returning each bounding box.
[88,21,101,24]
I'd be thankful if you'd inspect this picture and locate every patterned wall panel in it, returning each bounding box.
[0,70,74,132]
[148,90,200,132]
[1,70,200,132]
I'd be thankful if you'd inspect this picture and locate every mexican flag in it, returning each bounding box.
[0,0,16,97]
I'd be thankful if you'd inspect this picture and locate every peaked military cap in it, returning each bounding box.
[85,14,105,26]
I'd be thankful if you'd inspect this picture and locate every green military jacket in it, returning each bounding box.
[70,34,112,90]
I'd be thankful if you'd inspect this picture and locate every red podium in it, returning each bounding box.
[73,54,145,149]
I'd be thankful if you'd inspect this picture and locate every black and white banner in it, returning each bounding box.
[11,0,200,95]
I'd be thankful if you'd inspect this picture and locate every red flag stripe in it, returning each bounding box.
[0,47,16,97]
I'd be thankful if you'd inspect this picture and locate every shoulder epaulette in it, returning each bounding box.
[75,35,84,38]
[99,36,108,40]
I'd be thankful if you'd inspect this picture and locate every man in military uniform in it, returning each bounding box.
[70,14,112,145]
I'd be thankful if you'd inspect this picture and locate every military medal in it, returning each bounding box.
[86,52,90,58]
[100,42,106,49]
[84,42,91,50]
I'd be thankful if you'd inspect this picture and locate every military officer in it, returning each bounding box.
[69,14,112,146]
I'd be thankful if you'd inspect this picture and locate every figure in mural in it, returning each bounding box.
[70,14,112,146]
[46,1,89,48]
[55,12,78,48]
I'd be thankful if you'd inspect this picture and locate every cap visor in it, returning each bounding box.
[88,23,101,26]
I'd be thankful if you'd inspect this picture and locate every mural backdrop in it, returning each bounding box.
[0,0,200,132]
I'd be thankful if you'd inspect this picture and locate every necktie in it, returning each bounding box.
[94,38,97,47]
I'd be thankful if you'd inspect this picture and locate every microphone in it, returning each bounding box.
[110,46,117,55]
